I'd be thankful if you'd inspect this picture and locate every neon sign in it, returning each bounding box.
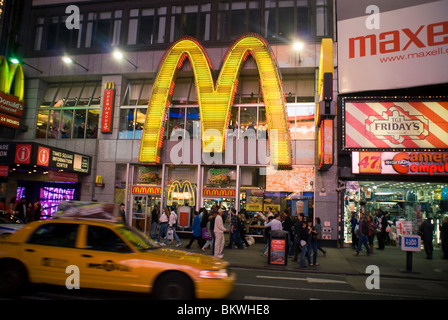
[139,34,291,167]
[0,56,24,129]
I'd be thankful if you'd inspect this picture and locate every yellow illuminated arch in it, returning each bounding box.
[139,34,291,166]
[0,56,24,101]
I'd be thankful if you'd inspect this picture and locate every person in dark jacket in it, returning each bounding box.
[186,211,204,249]
[419,217,434,259]
[441,216,448,260]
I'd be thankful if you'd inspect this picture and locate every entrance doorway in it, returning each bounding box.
[131,195,161,234]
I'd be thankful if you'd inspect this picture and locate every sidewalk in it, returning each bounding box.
[179,241,448,281]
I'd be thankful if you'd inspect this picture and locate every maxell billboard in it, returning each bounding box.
[337,0,448,93]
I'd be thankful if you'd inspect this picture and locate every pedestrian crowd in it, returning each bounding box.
[149,204,328,267]
[0,196,42,223]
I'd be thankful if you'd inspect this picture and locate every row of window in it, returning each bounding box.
[119,104,315,141]
[30,0,332,55]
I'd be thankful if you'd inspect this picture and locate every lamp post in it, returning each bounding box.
[62,56,89,71]
[113,49,138,69]
[9,57,43,74]
[293,40,304,64]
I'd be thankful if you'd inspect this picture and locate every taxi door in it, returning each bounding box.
[76,224,141,292]
[21,222,81,286]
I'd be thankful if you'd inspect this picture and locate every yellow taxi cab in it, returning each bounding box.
[0,202,235,299]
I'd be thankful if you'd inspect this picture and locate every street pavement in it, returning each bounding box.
[179,240,448,282]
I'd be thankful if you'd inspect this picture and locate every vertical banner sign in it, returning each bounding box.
[0,56,25,129]
[101,82,115,134]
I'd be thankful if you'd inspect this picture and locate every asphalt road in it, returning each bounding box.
[3,266,448,301]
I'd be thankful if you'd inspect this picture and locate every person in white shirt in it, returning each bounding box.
[261,214,282,256]
[214,208,228,258]
[162,209,182,247]
[156,208,169,244]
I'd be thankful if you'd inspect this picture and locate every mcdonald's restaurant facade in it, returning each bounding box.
[1,0,341,244]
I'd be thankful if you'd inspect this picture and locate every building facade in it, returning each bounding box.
[0,0,341,244]
[336,0,448,245]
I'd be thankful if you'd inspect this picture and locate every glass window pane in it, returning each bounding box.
[258,107,267,139]
[168,107,185,138]
[74,110,87,138]
[119,108,135,139]
[186,107,200,139]
[36,110,49,138]
[135,108,147,139]
[228,106,239,138]
[127,18,138,45]
[62,110,74,139]
[48,110,62,139]
[86,109,99,139]
[240,107,257,138]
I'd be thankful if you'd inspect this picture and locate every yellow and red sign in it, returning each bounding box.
[202,188,236,198]
[101,81,115,134]
[343,99,448,150]
[131,185,162,195]
[0,56,25,129]
[138,34,291,166]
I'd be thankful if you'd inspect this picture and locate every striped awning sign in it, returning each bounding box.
[343,99,448,150]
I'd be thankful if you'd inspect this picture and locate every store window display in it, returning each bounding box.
[343,181,448,247]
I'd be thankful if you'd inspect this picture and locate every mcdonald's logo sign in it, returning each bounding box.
[138,34,291,166]
[131,185,162,195]
[0,56,25,129]
[203,188,236,198]
[167,180,196,206]
[101,81,115,134]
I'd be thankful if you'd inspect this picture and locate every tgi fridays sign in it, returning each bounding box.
[342,98,448,150]
[352,151,448,176]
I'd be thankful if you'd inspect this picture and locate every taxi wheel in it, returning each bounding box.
[0,261,28,297]
[153,272,194,300]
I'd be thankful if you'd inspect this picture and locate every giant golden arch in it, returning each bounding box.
[0,56,24,101]
[139,34,291,166]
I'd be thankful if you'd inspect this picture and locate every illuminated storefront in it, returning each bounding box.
[339,97,448,245]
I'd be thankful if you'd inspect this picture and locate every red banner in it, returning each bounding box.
[0,91,24,117]
[0,112,20,129]
[101,88,115,133]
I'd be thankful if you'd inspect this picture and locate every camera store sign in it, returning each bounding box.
[352,151,448,176]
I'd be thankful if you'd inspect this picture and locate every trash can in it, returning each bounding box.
[268,230,288,266]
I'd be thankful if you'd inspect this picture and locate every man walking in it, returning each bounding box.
[214,208,228,258]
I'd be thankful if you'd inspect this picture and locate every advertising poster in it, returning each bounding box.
[337,0,448,93]
[269,239,286,265]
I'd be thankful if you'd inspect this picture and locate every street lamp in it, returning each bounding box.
[9,57,43,74]
[62,55,89,71]
[293,40,304,64]
[112,48,138,69]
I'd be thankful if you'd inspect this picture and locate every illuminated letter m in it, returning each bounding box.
[138,34,291,167]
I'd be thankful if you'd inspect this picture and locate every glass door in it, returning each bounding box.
[132,195,148,233]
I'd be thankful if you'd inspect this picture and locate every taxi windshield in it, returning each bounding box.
[117,226,160,252]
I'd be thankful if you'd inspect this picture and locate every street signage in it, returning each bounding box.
[401,235,421,252]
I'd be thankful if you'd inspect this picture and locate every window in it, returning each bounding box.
[127,7,167,46]
[36,82,101,139]
[86,226,132,253]
[170,4,210,42]
[219,1,261,40]
[43,15,83,51]
[27,223,79,248]
[287,103,315,140]
[85,11,122,48]
[265,0,310,40]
